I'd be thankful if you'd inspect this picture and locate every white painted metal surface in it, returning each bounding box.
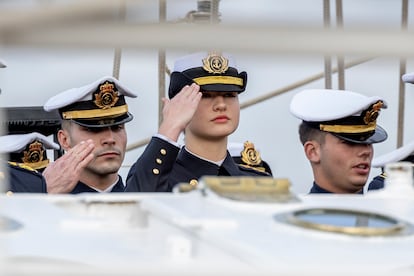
[1,180,414,276]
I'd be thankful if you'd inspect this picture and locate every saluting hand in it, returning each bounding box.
[158,83,202,141]
[43,139,95,193]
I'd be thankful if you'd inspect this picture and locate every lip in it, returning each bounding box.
[212,115,229,123]
[353,162,370,174]
[97,151,120,158]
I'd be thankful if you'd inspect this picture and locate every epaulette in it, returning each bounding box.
[379,172,387,179]
[237,163,270,176]
[239,141,269,174]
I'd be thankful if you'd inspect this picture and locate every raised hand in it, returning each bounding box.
[158,83,202,141]
[43,139,95,193]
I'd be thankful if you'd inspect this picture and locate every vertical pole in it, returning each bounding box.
[112,0,126,79]
[158,0,167,127]
[323,0,332,89]
[336,0,345,90]
[397,0,408,147]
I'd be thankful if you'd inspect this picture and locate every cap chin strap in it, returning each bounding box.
[193,75,243,86]
[319,122,376,134]
[62,105,128,120]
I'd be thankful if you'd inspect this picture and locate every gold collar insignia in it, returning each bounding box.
[241,141,262,166]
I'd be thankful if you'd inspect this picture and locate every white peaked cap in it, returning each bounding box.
[290,89,387,122]
[402,72,414,84]
[173,51,237,72]
[0,132,60,153]
[372,140,414,168]
[43,76,137,112]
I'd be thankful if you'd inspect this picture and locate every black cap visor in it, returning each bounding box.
[72,112,133,128]
[168,70,247,98]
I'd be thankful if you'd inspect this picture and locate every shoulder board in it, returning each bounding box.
[238,164,270,176]
[8,161,39,173]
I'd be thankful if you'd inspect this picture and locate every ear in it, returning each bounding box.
[57,129,72,151]
[304,140,321,163]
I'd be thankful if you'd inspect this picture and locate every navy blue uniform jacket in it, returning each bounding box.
[6,162,47,193]
[309,182,364,194]
[367,173,386,191]
[125,137,270,192]
[70,177,125,194]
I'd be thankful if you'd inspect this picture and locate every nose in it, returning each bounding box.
[213,95,226,111]
[101,127,116,145]
[358,144,373,158]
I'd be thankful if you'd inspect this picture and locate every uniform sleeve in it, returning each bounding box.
[125,136,180,192]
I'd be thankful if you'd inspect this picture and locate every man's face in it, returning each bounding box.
[185,91,240,140]
[318,133,374,193]
[62,122,127,177]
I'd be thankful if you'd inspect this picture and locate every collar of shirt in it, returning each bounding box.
[183,147,225,166]
[91,176,121,193]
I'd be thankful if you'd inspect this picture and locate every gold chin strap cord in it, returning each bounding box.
[62,105,128,120]
[319,122,376,134]
[193,76,243,86]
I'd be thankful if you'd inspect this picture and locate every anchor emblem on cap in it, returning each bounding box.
[94,81,119,109]
[22,141,44,164]
[202,52,229,74]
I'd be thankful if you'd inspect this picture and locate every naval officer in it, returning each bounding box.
[0,60,49,193]
[0,132,60,193]
[125,51,270,193]
[0,132,60,172]
[43,76,137,193]
[290,89,388,194]
[367,71,414,191]
[1,132,62,194]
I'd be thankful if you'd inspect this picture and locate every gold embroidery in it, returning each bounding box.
[202,52,229,74]
[94,81,119,109]
[320,122,376,133]
[363,101,384,124]
[22,141,44,164]
[241,141,262,166]
[193,76,243,86]
[62,105,128,119]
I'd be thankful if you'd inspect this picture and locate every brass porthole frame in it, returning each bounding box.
[276,208,413,237]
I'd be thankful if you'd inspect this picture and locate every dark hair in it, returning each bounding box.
[298,122,326,145]
[60,119,73,131]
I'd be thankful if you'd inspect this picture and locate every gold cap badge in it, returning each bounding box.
[94,81,119,109]
[363,100,384,125]
[20,140,50,170]
[22,141,44,164]
[202,52,229,74]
